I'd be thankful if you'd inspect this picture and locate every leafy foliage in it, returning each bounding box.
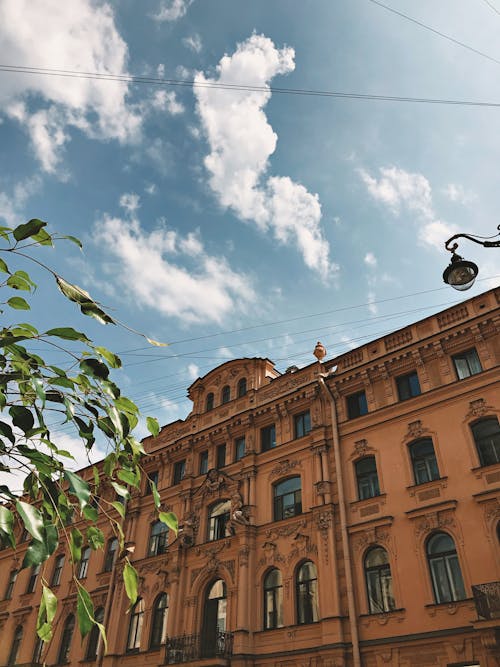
[0,220,174,650]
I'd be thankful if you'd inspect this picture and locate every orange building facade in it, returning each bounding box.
[0,288,499,667]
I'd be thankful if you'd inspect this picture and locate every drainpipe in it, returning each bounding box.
[317,367,361,667]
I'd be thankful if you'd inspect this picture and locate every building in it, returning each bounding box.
[0,287,499,667]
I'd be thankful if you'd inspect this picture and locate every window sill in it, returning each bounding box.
[406,477,448,501]
[471,462,500,483]
[359,608,406,627]
[424,597,475,618]
[350,494,386,518]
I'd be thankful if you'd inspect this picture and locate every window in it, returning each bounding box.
[396,371,421,401]
[274,477,302,521]
[206,392,214,411]
[355,456,380,500]
[364,546,395,613]
[26,564,40,593]
[199,450,209,475]
[33,635,44,665]
[149,520,169,557]
[347,390,368,419]
[8,625,22,666]
[104,537,118,572]
[146,470,159,494]
[294,411,311,438]
[264,568,283,629]
[173,459,186,485]
[5,569,17,599]
[201,580,227,658]
[208,500,231,541]
[78,546,91,579]
[127,599,144,652]
[237,377,247,397]
[427,532,466,603]
[216,444,226,469]
[235,437,245,461]
[58,614,75,664]
[20,527,29,542]
[85,607,104,660]
[261,424,276,451]
[409,438,440,484]
[471,417,500,466]
[150,593,169,648]
[296,561,319,624]
[452,348,482,380]
[221,385,230,404]
[51,554,65,587]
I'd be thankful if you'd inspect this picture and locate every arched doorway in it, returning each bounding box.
[201,579,227,657]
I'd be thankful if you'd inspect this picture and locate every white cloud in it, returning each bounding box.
[145,183,157,195]
[194,34,333,280]
[0,177,41,225]
[183,33,202,53]
[119,192,141,214]
[442,183,477,205]
[187,363,199,380]
[364,252,377,267]
[0,0,142,174]
[152,0,193,21]
[151,90,185,115]
[367,291,377,315]
[93,215,255,324]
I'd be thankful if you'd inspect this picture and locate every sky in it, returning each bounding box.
[1,0,499,473]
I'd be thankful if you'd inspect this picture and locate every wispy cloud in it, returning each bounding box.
[442,183,477,205]
[183,33,202,53]
[152,0,193,22]
[0,176,41,225]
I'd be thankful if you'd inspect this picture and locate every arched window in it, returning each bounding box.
[427,532,466,603]
[26,564,40,593]
[78,546,91,579]
[33,635,44,664]
[264,568,283,630]
[58,614,75,664]
[201,580,227,658]
[5,569,17,599]
[274,477,302,521]
[409,438,439,484]
[149,520,169,557]
[86,607,104,660]
[206,393,214,412]
[237,378,247,397]
[471,418,500,466]
[208,500,231,541]
[51,554,65,587]
[355,456,380,500]
[296,561,319,624]
[8,625,23,666]
[221,385,230,404]
[150,593,169,648]
[127,598,144,652]
[104,537,118,572]
[364,546,395,613]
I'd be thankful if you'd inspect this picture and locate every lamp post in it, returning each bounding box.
[442,225,500,291]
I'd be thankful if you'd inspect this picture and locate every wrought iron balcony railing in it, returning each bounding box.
[165,631,233,664]
[472,581,500,620]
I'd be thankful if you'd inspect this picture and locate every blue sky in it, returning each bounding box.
[1,0,499,467]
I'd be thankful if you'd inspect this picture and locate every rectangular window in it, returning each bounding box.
[452,348,482,380]
[347,391,368,419]
[216,444,226,469]
[355,457,380,500]
[294,411,311,439]
[5,570,17,599]
[235,437,246,461]
[146,470,159,494]
[261,424,276,451]
[396,371,421,401]
[173,459,186,485]
[199,450,209,475]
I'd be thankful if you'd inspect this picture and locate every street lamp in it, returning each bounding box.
[442,225,500,291]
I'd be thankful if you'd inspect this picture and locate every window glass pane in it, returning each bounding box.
[261,424,276,451]
[447,555,466,600]
[200,451,209,475]
[216,444,226,469]
[235,437,245,461]
[472,418,500,466]
[430,558,452,603]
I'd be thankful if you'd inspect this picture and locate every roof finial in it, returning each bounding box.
[313,341,327,362]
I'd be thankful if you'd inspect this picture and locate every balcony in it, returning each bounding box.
[165,631,234,664]
[472,581,500,620]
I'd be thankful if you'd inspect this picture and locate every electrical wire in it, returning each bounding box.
[1,63,500,108]
[480,0,500,16]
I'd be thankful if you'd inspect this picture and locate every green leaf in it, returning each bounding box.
[33,377,46,407]
[86,526,104,550]
[110,481,129,500]
[159,511,178,536]
[10,405,35,433]
[82,505,99,522]
[7,296,30,310]
[64,470,91,510]
[22,539,48,568]
[45,327,91,342]
[80,301,115,325]
[7,272,32,291]
[117,468,139,488]
[32,227,53,246]
[147,337,168,347]
[114,396,139,415]
[16,500,44,542]
[95,346,121,368]
[123,562,138,606]
[95,622,108,654]
[69,528,83,563]
[43,523,59,557]
[150,480,160,510]
[0,257,9,273]
[61,234,83,249]
[13,218,47,242]
[77,585,95,639]
[146,416,160,437]
[37,584,58,641]
[55,275,93,304]
[110,501,125,519]
[0,506,15,548]
[80,358,109,380]
[0,421,15,444]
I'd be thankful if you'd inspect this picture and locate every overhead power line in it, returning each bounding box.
[481,0,500,16]
[1,63,500,108]
[367,0,500,67]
